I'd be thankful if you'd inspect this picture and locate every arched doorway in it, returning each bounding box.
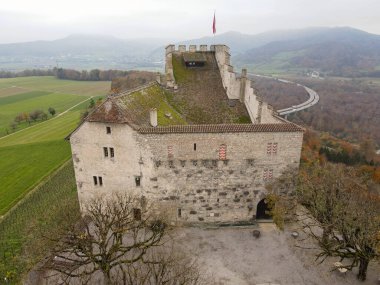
[256,198,272,220]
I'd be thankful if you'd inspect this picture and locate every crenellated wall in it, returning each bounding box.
[165,44,281,124]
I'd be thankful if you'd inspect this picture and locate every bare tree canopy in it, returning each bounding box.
[297,163,380,281]
[45,195,204,284]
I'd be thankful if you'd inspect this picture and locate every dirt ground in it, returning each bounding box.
[27,223,379,285]
[174,223,380,285]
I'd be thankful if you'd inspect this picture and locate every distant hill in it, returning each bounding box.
[0,35,169,71]
[233,27,380,77]
[2,27,380,77]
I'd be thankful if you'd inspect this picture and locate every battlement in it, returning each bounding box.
[165,44,230,54]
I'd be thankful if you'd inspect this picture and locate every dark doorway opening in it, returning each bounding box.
[256,198,272,220]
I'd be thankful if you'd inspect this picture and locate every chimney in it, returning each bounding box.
[150,108,158,127]
[241,68,247,78]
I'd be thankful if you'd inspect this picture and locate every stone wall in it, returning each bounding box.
[70,121,303,223]
[164,44,281,124]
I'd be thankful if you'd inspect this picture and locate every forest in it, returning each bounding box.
[254,76,380,146]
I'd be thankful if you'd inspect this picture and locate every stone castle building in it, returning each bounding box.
[68,44,303,224]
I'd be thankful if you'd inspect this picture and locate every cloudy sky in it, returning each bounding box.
[1,0,379,43]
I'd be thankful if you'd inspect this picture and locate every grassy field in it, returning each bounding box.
[0,162,80,283]
[0,76,110,216]
[0,76,110,137]
[0,76,110,96]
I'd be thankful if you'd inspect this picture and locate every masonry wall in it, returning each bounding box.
[70,122,303,224]
[164,44,283,124]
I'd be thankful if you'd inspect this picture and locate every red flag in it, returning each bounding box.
[212,12,216,34]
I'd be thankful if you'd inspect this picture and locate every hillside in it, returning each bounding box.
[234,27,380,77]
[2,27,380,77]
[0,35,168,71]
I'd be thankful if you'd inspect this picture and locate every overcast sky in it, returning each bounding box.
[1,0,379,43]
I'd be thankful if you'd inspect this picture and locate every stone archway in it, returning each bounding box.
[256,198,272,220]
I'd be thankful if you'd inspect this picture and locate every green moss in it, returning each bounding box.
[235,115,251,124]
[123,84,187,126]
[172,55,194,84]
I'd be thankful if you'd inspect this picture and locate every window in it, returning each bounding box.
[133,208,141,220]
[106,126,111,134]
[135,176,141,187]
[194,143,197,151]
[219,144,227,160]
[103,147,115,158]
[272,143,278,155]
[94,176,103,186]
[178,208,182,218]
[268,169,273,179]
[263,169,273,181]
[167,145,173,159]
[267,142,278,156]
[267,143,272,155]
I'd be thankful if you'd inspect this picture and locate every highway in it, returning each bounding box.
[248,73,319,116]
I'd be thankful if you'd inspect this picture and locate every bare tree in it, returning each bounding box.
[297,163,380,281]
[46,194,204,284]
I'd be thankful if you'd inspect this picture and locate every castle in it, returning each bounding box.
[68,44,303,224]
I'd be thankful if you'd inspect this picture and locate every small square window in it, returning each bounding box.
[110,147,114,158]
[135,176,141,187]
[106,126,111,134]
[93,176,98,185]
[103,147,108,157]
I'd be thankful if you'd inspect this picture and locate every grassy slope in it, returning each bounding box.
[0,162,80,283]
[0,91,87,135]
[0,140,71,215]
[0,77,110,216]
[0,110,81,147]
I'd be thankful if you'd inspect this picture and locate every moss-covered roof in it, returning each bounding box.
[87,51,251,128]
[170,52,251,124]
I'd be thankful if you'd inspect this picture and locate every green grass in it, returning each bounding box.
[172,55,194,84]
[0,76,110,137]
[0,76,110,96]
[0,162,80,283]
[0,140,71,215]
[0,76,105,282]
[0,91,88,136]
[0,110,82,147]
[0,76,106,218]
[0,86,29,98]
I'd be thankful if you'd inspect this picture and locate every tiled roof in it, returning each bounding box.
[138,123,304,134]
[86,99,131,124]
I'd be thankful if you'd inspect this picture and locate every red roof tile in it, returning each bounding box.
[138,123,304,134]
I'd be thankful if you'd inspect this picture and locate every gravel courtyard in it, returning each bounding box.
[175,223,380,285]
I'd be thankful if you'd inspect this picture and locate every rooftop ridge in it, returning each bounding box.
[111,81,157,98]
[138,123,304,134]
